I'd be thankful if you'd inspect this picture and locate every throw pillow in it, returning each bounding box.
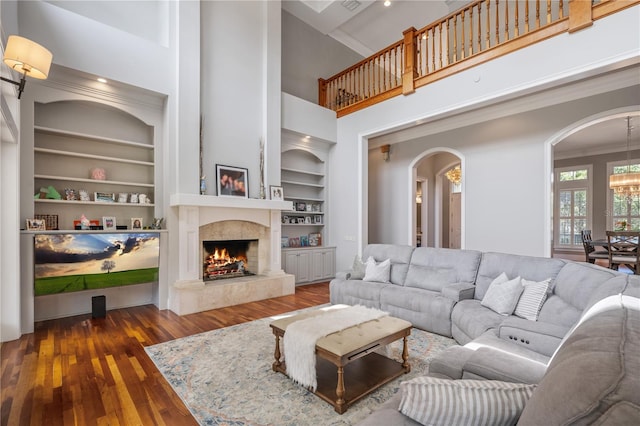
[399,376,536,426]
[481,274,524,315]
[363,257,391,283]
[350,255,366,280]
[515,278,550,321]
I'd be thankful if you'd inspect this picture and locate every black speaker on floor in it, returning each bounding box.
[92,295,106,318]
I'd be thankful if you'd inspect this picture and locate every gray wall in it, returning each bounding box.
[282,10,363,104]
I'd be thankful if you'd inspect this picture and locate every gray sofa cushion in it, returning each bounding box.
[404,247,481,292]
[537,261,620,328]
[362,244,414,286]
[451,299,504,344]
[497,317,569,357]
[356,394,421,426]
[380,286,455,336]
[475,252,565,300]
[518,306,640,425]
[462,347,547,384]
[328,279,385,309]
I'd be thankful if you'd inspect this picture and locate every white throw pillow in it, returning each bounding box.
[481,273,524,316]
[399,376,536,426]
[363,257,391,283]
[515,278,550,321]
[350,255,366,280]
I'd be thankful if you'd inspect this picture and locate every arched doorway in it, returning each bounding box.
[550,108,640,264]
[412,150,463,248]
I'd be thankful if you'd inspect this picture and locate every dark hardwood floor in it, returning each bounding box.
[1,282,330,426]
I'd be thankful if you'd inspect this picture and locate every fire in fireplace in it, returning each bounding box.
[203,239,257,281]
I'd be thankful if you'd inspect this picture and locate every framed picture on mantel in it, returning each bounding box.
[216,164,248,198]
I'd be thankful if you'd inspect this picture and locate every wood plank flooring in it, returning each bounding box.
[1,282,330,426]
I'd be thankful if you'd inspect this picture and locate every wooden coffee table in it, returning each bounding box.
[270,308,411,414]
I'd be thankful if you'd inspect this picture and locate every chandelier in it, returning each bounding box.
[609,116,640,199]
[445,165,461,184]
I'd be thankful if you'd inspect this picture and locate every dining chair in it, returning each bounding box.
[606,231,640,274]
[581,230,608,264]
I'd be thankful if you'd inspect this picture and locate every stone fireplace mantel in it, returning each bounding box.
[170,193,292,211]
[168,193,295,315]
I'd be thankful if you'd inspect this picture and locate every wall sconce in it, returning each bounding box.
[2,35,53,99]
[381,144,390,161]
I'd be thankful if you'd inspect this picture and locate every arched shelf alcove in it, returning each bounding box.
[30,100,157,230]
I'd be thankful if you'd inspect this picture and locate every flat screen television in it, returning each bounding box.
[34,232,160,296]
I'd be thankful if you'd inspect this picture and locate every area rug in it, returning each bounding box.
[145,306,456,426]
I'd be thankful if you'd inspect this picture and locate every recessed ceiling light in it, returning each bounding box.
[384,0,391,7]
[97,77,107,83]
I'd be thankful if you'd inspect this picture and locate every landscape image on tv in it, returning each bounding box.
[34,233,160,296]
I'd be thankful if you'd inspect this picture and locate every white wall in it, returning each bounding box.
[329,6,640,272]
[200,0,282,198]
[282,10,363,104]
[2,0,202,339]
[1,1,23,342]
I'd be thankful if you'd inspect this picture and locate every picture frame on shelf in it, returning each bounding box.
[296,202,306,211]
[216,164,248,198]
[304,216,312,224]
[289,237,300,247]
[314,215,323,224]
[309,232,321,246]
[312,203,321,212]
[95,192,115,203]
[102,216,117,230]
[26,218,46,231]
[131,217,143,229]
[270,185,284,201]
[35,214,58,230]
[300,235,309,247]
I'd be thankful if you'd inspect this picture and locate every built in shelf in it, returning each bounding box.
[35,198,155,207]
[34,174,154,188]
[285,196,324,203]
[34,148,154,166]
[283,211,324,215]
[34,126,154,150]
[281,167,324,177]
[281,180,324,188]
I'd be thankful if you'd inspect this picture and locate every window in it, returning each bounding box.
[608,160,640,230]
[554,165,592,249]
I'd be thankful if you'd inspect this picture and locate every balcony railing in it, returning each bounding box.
[318,0,638,117]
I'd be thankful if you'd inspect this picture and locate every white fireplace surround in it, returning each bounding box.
[169,193,295,315]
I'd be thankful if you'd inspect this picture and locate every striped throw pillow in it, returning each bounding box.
[399,377,536,426]
[515,278,550,321]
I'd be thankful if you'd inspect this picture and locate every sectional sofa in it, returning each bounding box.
[329,244,640,424]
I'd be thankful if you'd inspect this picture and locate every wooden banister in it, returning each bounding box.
[402,27,417,95]
[318,0,639,117]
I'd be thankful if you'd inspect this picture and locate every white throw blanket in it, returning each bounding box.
[283,305,389,391]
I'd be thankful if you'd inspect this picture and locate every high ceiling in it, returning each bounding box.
[283,0,639,157]
[282,0,468,57]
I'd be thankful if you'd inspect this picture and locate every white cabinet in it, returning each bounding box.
[31,101,156,230]
[283,247,335,284]
[284,250,311,283]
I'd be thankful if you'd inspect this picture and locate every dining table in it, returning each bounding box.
[592,237,640,250]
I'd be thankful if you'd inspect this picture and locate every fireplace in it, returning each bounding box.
[169,194,295,315]
[203,239,257,281]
